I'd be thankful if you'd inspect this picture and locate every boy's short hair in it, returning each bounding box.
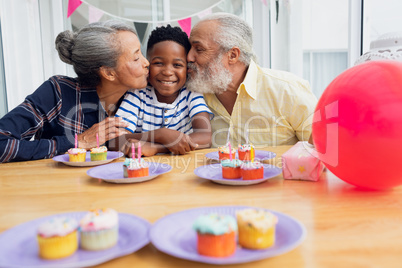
[146,25,191,56]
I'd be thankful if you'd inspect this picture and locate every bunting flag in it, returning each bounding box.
[178,17,192,37]
[67,0,224,29]
[197,8,212,19]
[67,0,82,18]
[261,0,268,6]
[88,5,104,23]
[134,22,148,42]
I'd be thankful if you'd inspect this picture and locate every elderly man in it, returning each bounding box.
[186,13,317,147]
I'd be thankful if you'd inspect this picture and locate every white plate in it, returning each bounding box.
[53,151,124,167]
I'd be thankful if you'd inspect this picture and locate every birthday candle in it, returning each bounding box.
[228,142,232,161]
[96,133,99,148]
[138,142,141,161]
[226,128,230,145]
[250,145,255,162]
[131,143,135,160]
[75,133,78,148]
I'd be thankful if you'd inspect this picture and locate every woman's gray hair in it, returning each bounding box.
[199,13,257,66]
[55,20,137,87]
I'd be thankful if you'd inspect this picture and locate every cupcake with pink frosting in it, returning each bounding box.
[79,208,119,250]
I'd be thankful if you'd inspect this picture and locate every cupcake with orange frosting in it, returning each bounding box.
[193,213,237,257]
[37,217,78,259]
[221,159,243,179]
[218,145,236,160]
[90,146,107,161]
[68,148,86,162]
[241,161,264,180]
[236,208,278,249]
[79,208,119,250]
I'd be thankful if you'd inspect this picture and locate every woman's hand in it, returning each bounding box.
[77,117,129,149]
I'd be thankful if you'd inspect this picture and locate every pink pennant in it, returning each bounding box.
[88,5,104,23]
[67,0,82,18]
[197,8,212,19]
[261,0,268,6]
[178,17,192,37]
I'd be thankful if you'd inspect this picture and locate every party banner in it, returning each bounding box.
[178,17,192,37]
[68,0,82,18]
[134,22,148,42]
[197,8,212,19]
[88,5,104,23]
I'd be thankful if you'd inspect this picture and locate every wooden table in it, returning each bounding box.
[1,146,402,267]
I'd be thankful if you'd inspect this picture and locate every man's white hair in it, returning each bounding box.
[198,12,257,66]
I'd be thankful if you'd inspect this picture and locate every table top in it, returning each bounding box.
[1,146,402,267]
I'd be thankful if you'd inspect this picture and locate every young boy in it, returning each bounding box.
[115,25,213,156]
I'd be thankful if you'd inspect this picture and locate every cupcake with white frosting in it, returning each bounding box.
[236,208,278,249]
[79,208,119,250]
[90,146,107,161]
[241,161,264,180]
[37,217,78,259]
[68,148,86,162]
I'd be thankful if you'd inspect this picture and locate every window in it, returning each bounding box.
[362,0,402,52]
[270,0,350,98]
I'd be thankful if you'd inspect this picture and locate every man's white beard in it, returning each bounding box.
[186,55,233,94]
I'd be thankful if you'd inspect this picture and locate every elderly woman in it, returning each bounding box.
[0,20,149,163]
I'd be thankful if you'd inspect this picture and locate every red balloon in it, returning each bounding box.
[312,61,402,190]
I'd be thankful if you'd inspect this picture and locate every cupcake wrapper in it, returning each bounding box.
[238,224,275,249]
[80,226,118,250]
[69,153,86,162]
[90,152,107,161]
[37,230,78,259]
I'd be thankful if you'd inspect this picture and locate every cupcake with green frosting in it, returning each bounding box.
[193,213,237,257]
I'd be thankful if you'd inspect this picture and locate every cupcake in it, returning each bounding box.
[241,161,264,180]
[221,159,243,179]
[218,145,236,160]
[79,208,119,251]
[123,158,135,178]
[236,209,278,249]
[193,213,237,257]
[237,144,255,161]
[68,148,86,162]
[126,159,149,178]
[37,217,78,259]
[90,146,108,161]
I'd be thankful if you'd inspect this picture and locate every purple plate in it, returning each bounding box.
[150,206,306,265]
[0,212,150,268]
[53,151,124,167]
[87,162,172,183]
[205,150,276,161]
[194,163,281,186]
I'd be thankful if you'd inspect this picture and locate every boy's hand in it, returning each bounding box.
[157,129,198,155]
